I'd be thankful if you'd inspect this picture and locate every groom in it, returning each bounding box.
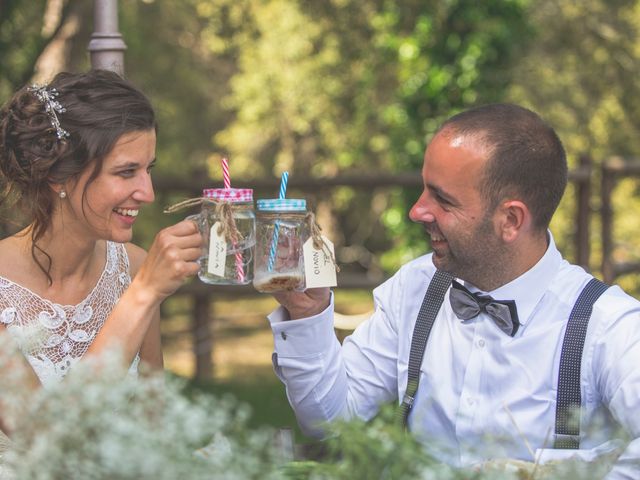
[267,103,640,479]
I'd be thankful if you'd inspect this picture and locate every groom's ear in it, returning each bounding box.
[497,199,529,243]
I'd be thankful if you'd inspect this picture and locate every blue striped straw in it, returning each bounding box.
[279,171,289,199]
[267,172,289,272]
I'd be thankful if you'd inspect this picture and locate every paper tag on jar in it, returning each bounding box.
[303,236,337,288]
[207,222,227,276]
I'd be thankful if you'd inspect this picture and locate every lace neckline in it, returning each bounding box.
[0,241,116,310]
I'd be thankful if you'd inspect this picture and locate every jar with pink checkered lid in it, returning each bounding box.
[188,188,255,285]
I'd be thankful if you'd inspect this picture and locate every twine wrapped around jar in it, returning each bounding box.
[163,197,204,214]
[163,197,243,244]
[213,201,243,244]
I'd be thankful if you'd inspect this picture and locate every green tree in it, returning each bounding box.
[508,0,640,292]
[198,0,530,273]
[0,0,52,97]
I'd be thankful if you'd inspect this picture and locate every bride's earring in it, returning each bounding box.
[59,190,67,199]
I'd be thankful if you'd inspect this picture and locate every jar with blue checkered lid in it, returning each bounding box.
[189,188,255,285]
[253,199,308,292]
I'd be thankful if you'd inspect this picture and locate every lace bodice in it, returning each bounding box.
[0,242,136,388]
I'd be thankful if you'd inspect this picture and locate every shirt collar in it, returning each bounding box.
[458,230,562,326]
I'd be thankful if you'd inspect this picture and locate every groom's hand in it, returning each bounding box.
[273,287,331,320]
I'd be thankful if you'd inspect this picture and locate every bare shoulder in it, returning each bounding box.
[124,243,148,277]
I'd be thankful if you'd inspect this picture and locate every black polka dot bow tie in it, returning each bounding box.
[449,279,520,337]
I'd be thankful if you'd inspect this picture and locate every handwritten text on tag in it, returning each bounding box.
[303,236,337,288]
[207,222,227,276]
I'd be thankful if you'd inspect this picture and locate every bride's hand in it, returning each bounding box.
[132,220,203,301]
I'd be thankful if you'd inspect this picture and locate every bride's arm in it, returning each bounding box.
[85,220,200,365]
[138,308,163,370]
[126,244,163,371]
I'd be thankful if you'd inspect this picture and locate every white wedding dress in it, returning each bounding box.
[0,242,140,473]
[0,241,138,388]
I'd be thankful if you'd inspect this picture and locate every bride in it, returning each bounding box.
[0,69,202,440]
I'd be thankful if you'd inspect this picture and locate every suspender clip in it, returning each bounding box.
[402,394,415,407]
[553,433,581,449]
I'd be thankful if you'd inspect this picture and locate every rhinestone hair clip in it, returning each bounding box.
[27,84,70,141]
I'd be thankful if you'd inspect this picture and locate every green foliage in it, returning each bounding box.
[278,404,619,479]
[187,0,532,273]
[0,339,624,480]
[378,0,532,269]
[0,0,48,98]
[120,0,234,176]
[507,0,640,284]
[303,405,454,479]
[0,340,287,480]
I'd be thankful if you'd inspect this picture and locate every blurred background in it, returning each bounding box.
[3,0,640,437]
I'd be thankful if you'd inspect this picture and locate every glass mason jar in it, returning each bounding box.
[253,199,309,293]
[193,188,255,285]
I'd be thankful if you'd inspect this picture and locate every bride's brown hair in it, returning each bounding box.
[0,69,157,283]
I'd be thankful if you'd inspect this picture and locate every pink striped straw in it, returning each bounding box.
[222,157,231,189]
[221,157,245,282]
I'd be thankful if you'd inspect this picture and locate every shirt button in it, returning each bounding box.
[477,339,485,348]
[281,332,287,340]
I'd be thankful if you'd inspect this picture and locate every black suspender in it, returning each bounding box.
[396,270,453,427]
[398,272,609,451]
[553,277,609,449]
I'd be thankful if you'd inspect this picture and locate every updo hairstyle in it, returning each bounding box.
[0,69,157,280]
